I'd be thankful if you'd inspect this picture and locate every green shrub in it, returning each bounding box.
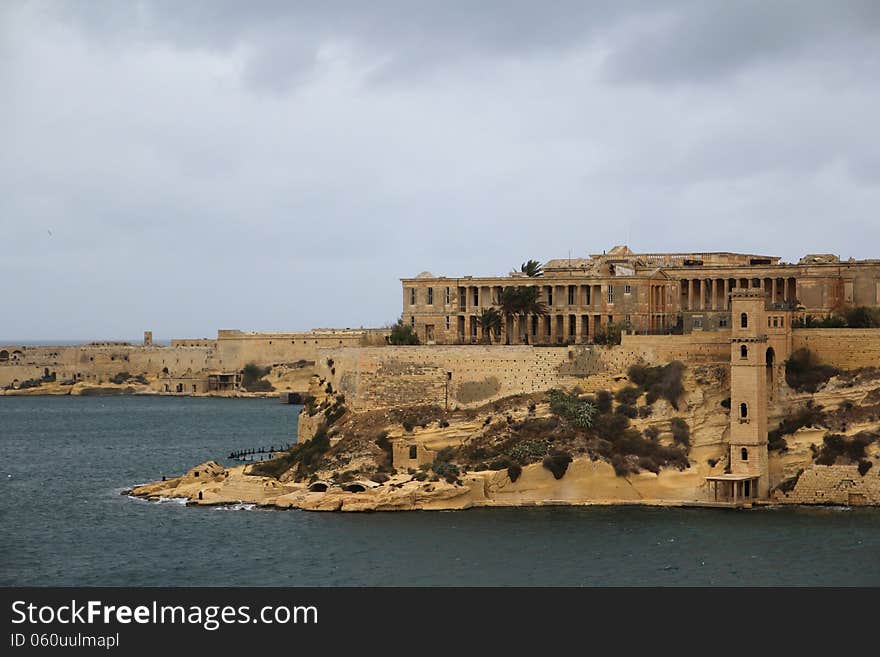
[785,349,838,393]
[370,473,390,484]
[813,432,877,465]
[432,462,460,483]
[593,322,623,345]
[508,439,548,463]
[595,390,613,414]
[403,420,414,432]
[542,450,572,479]
[768,402,824,452]
[615,386,641,405]
[670,418,690,448]
[248,426,331,480]
[110,372,130,385]
[615,403,638,418]
[547,389,598,428]
[242,363,273,392]
[388,317,420,345]
[637,456,660,474]
[439,419,450,428]
[375,431,392,461]
[507,464,522,482]
[644,425,660,441]
[638,406,653,418]
[858,460,873,476]
[593,413,630,442]
[627,361,685,409]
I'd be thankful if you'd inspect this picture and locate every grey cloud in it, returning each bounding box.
[1,1,880,340]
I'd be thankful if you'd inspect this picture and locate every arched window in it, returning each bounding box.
[741,447,749,461]
[740,313,748,328]
[740,345,748,358]
[740,402,748,418]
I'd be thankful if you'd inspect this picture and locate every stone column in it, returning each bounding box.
[687,279,694,310]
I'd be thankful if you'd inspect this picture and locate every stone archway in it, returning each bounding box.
[0,350,8,362]
[766,347,775,399]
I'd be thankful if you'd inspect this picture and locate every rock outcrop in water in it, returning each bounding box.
[129,359,880,511]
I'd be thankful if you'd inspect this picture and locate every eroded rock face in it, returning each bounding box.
[128,365,880,511]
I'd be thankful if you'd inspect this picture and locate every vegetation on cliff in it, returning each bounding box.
[784,348,838,393]
[626,361,686,409]
[242,363,274,392]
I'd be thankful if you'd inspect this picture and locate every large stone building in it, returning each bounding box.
[401,245,880,345]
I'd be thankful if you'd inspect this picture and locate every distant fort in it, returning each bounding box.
[0,328,388,394]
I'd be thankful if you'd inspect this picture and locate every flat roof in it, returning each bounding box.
[705,474,760,481]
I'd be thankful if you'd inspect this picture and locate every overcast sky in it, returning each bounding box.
[2,1,880,341]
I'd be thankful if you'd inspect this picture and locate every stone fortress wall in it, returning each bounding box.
[314,332,733,412]
[791,329,880,370]
[0,327,389,391]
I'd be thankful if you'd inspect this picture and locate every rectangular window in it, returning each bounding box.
[624,284,631,295]
[719,317,729,328]
[568,286,575,305]
[445,287,450,305]
[547,287,553,305]
[445,316,450,330]
[472,288,479,306]
[410,316,415,327]
[409,445,418,459]
[427,288,434,305]
[607,286,614,304]
[780,317,784,327]
[410,288,416,305]
[625,314,631,325]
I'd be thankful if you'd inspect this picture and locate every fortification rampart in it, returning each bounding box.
[792,329,880,370]
[773,464,880,505]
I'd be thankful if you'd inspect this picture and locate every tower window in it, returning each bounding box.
[427,288,434,305]
[741,447,749,461]
[410,288,416,305]
[445,287,450,305]
[624,284,631,295]
[740,312,748,328]
[740,345,748,359]
[740,402,748,419]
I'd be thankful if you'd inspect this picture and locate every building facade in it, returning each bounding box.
[401,246,880,345]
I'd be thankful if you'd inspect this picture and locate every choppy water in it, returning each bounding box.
[1,395,878,586]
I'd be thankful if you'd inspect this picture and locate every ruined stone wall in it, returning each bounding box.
[619,332,731,364]
[315,338,732,412]
[214,330,383,370]
[0,344,216,388]
[773,464,880,505]
[792,329,880,370]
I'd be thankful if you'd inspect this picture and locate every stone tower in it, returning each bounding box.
[143,331,153,347]
[728,289,770,499]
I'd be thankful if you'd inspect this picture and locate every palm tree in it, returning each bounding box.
[516,286,548,344]
[476,308,502,344]
[495,286,522,345]
[520,260,544,277]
